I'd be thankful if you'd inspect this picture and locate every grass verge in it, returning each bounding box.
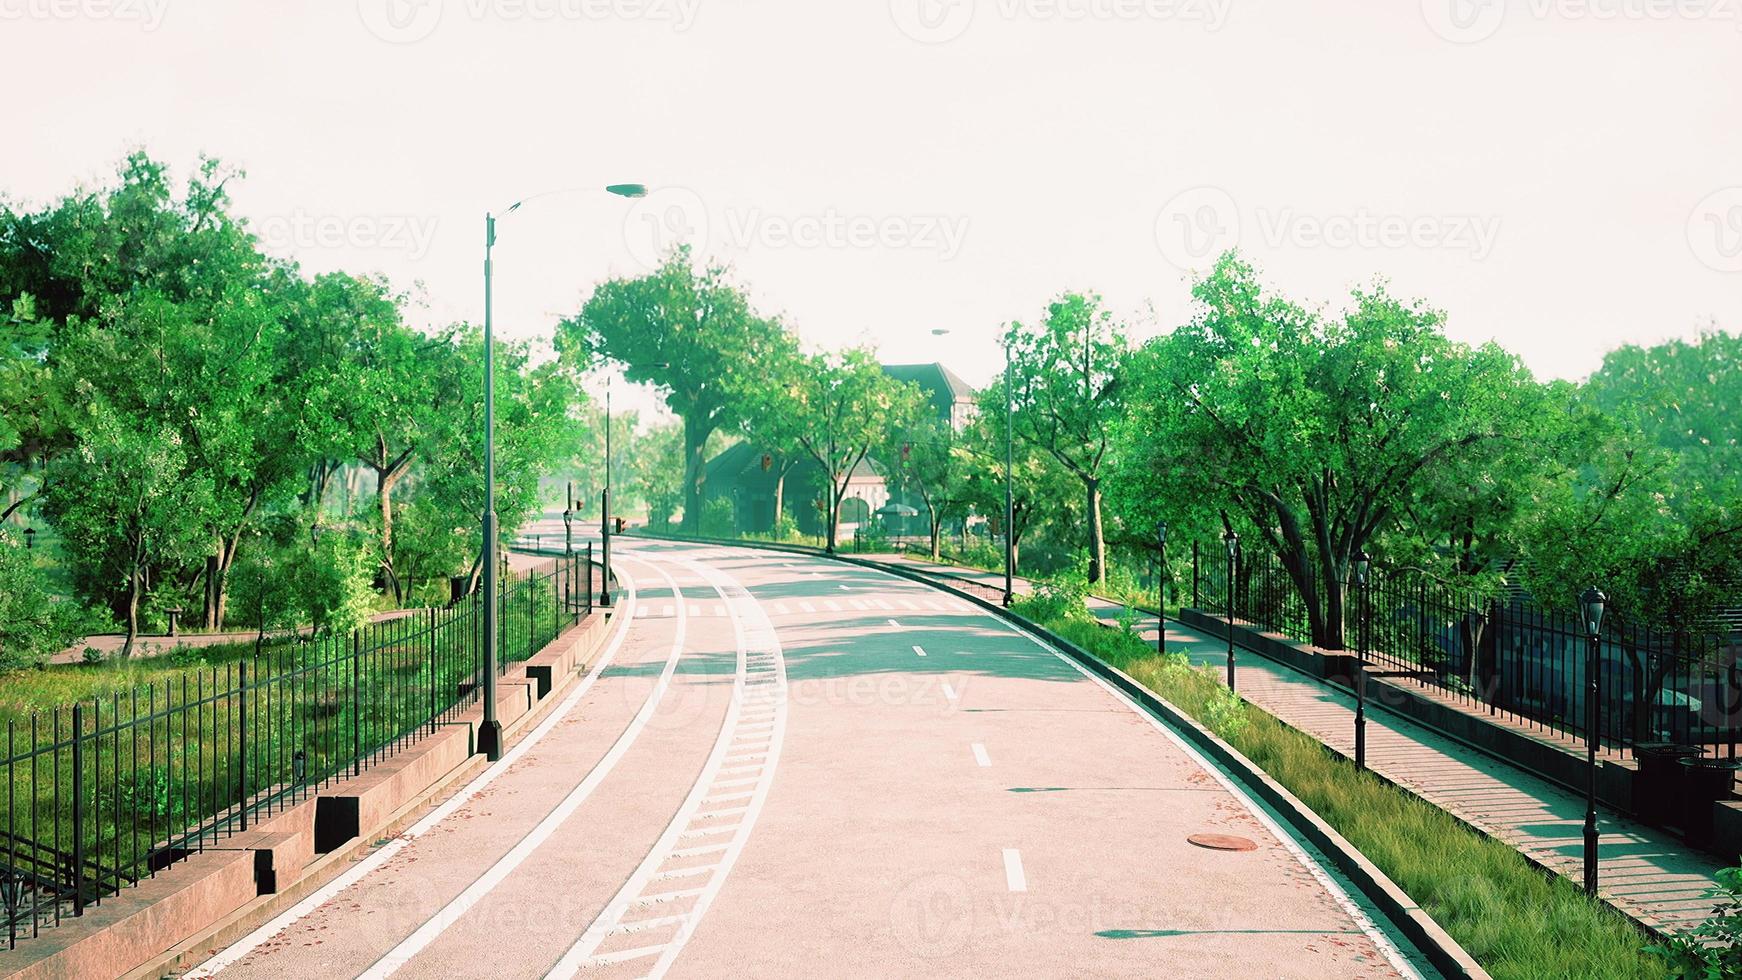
[1034,611,1666,980]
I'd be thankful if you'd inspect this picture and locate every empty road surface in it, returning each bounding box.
[185,535,1434,979]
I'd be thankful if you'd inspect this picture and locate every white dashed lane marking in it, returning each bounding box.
[1003,849,1027,893]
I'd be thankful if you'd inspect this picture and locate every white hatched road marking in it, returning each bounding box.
[912,645,927,657]
[887,618,901,627]
[546,553,789,980]
[183,555,649,979]
[972,743,991,767]
[942,681,959,702]
[353,555,700,979]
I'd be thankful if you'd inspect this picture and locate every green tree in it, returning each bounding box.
[1115,254,1538,649]
[1003,293,1129,583]
[892,415,969,560]
[558,249,791,532]
[755,348,925,552]
[44,400,214,655]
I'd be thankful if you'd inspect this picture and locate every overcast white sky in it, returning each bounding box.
[3,0,1739,420]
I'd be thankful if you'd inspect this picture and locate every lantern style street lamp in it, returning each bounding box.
[1157,522,1168,656]
[1581,585,1607,896]
[1352,551,1371,770]
[1223,529,1239,691]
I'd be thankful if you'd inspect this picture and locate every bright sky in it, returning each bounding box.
[4,0,1740,422]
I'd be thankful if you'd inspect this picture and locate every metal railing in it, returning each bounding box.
[0,548,596,950]
[1191,543,1741,760]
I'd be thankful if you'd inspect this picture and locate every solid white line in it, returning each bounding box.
[972,743,991,767]
[912,645,927,657]
[356,558,695,979]
[1002,848,1027,892]
[183,559,647,979]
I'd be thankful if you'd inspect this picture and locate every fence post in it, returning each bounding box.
[70,703,85,917]
[238,663,249,832]
[586,543,594,616]
[429,607,438,733]
[1192,541,1199,608]
[351,631,362,776]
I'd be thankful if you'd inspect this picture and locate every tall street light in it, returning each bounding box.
[1223,529,1239,691]
[1002,327,1016,608]
[1581,585,1607,896]
[480,182,646,761]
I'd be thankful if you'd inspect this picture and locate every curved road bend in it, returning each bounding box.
[185,537,1436,979]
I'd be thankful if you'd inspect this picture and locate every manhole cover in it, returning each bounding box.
[1188,833,1257,852]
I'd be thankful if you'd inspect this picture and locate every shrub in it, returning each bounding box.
[1646,866,1742,977]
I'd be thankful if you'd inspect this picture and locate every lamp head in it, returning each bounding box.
[1222,528,1238,558]
[1581,586,1607,636]
[1352,550,1370,587]
[1157,521,1167,546]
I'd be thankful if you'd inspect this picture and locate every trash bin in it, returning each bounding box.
[1633,742,1705,827]
[1677,757,1742,844]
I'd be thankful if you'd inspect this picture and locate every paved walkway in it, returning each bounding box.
[871,555,1730,936]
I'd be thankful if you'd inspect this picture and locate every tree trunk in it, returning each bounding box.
[122,566,141,658]
[928,501,942,560]
[203,553,222,629]
[1085,476,1106,584]
[682,415,712,535]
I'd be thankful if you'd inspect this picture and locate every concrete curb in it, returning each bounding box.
[631,531,1491,980]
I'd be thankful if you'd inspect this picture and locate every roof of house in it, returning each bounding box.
[882,363,977,420]
[705,442,882,483]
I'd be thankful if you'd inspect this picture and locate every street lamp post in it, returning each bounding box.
[1157,522,1168,657]
[563,480,574,557]
[1223,529,1239,691]
[480,183,645,761]
[1581,586,1607,896]
[1353,551,1370,770]
[1003,330,1016,608]
[602,361,668,605]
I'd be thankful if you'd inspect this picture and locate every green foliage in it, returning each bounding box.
[1646,866,1742,977]
[560,249,793,532]
[1113,252,1543,649]
[1002,293,1128,582]
[0,528,84,668]
[700,498,736,537]
[1012,574,1091,624]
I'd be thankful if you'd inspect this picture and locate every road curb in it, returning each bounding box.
[632,531,1490,980]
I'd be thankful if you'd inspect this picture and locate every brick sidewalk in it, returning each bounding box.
[873,555,1730,935]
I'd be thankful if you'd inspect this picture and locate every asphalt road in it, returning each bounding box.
[185,536,1428,979]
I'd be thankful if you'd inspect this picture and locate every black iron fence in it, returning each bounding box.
[1191,543,1742,760]
[0,548,596,950]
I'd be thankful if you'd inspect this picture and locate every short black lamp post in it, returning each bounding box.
[1581,585,1607,896]
[166,607,183,638]
[292,750,307,785]
[1352,551,1370,770]
[1223,529,1239,691]
[23,527,35,550]
[563,481,575,557]
[1156,522,1168,657]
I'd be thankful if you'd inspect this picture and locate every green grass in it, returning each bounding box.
[1037,612,1666,980]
